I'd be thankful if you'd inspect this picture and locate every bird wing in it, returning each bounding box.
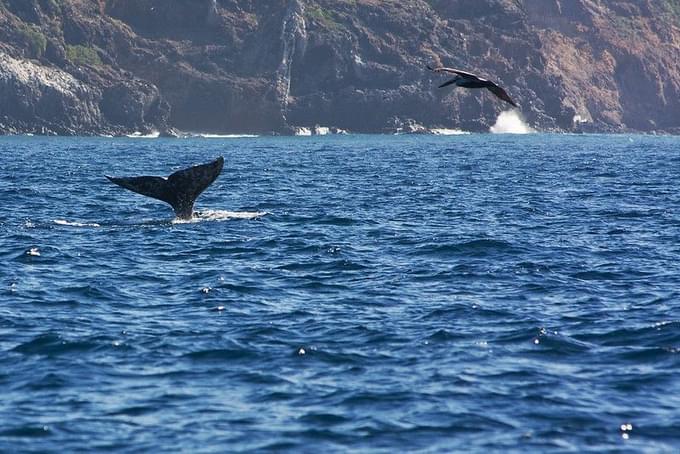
[427,65,482,80]
[438,78,458,88]
[486,84,518,107]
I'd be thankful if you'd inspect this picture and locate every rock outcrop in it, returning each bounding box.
[0,0,678,135]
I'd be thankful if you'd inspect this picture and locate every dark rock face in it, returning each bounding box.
[0,0,678,135]
[0,51,100,135]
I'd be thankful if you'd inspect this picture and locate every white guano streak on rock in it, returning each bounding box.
[0,52,85,98]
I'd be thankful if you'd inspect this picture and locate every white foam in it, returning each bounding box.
[54,219,101,227]
[172,210,268,224]
[490,110,535,134]
[431,128,470,135]
[126,131,160,138]
[197,134,259,138]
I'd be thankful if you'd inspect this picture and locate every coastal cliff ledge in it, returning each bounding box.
[1,0,679,135]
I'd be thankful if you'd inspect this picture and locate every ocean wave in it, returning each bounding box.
[193,133,259,138]
[53,219,101,228]
[411,239,516,257]
[431,128,470,135]
[0,426,52,438]
[12,333,99,357]
[125,131,160,138]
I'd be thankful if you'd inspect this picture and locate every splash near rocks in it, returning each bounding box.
[490,110,535,134]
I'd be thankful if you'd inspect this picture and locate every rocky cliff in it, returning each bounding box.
[0,0,679,135]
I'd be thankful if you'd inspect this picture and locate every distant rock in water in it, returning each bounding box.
[0,0,679,135]
[159,127,181,138]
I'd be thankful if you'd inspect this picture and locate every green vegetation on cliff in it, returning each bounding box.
[65,45,102,66]
[663,0,680,22]
[17,23,47,58]
[306,4,341,29]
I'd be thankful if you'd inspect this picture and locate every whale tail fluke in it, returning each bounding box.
[106,156,224,219]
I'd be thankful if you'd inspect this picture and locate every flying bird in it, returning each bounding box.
[427,65,518,108]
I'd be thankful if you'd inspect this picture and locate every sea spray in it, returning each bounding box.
[490,110,535,134]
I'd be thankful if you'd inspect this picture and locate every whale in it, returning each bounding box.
[106,156,224,220]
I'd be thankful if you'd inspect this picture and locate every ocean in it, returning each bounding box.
[1,134,679,451]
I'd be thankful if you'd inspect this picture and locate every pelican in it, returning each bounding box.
[427,65,518,108]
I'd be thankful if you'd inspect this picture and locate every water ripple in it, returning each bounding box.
[1,134,679,451]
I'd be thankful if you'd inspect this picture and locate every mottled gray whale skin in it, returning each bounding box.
[106,156,224,219]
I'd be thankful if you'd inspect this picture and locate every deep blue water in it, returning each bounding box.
[1,134,679,452]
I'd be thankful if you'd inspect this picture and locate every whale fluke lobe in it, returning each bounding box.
[106,156,224,219]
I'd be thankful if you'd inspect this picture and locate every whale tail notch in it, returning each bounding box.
[106,156,224,219]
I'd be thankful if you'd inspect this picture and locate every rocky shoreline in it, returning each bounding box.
[1,0,679,137]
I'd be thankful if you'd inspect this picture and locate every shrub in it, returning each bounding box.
[307,5,340,29]
[18,24,47,58]
[665,0,680,13]
[66,45,102,66]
